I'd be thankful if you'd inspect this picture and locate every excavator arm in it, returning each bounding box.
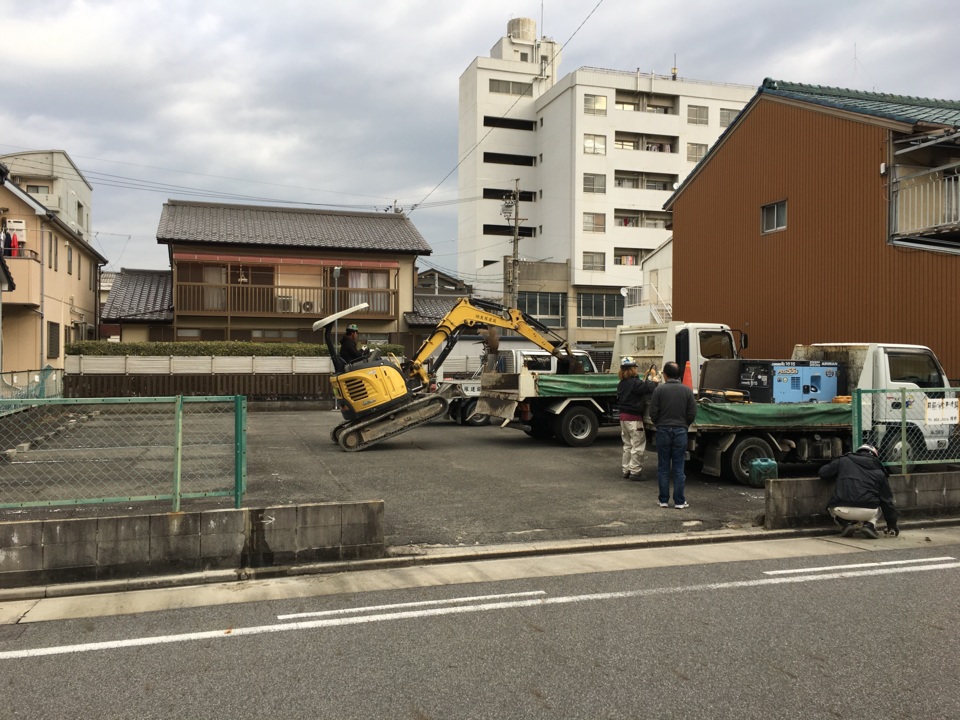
[404,297,569,387]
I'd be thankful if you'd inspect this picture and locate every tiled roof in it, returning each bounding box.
[157,200,432,254]
[760,78,960,127]
[101,268,173,322]
[403,296,462,327]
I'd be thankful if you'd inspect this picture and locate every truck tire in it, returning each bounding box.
[555,406,599,447]
[723,436,773,486]
[878,425,921,474]
[461,398,489,426]
[448,399,464,425]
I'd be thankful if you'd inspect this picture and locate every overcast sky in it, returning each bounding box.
[1,0,955,276]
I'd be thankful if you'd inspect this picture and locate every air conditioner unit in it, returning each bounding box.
[276,296,298,313]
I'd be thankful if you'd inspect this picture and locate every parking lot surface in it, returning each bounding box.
[2,409,769,548]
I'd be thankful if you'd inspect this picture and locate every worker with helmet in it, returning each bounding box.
[617,356,657,481]
[819,443,900,538]
[339,323,364,363]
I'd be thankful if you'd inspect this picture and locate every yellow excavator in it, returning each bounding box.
[313,297,573,451]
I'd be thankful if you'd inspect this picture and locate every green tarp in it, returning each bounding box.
[534,374,620,397]
[694,401,852,429]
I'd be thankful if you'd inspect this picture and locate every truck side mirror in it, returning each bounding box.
[740,332,749,351]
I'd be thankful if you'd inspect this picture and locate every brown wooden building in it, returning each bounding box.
[156,201,431,347]
[666,79,960,378]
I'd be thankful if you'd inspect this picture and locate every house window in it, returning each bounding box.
[584,94,607,116]
[615,210,641,228]
[643,214,669,229]
[489,79,533,96]
[27,185,49,194]
[577,293,624,328]
[687,105,709,125]
[687,143,707,163]
[615,101,638,111]
[614,248,641,265]
[518,291,566,328]
[583,213,606,233]
[47,321,60,359]
[762,200,788,233]
[77,254,81,281]
[614,171,640,189]
[519,52,529,62]
[67,245,73,275]
[583,173,606,194]
[483,116,537,131]
[645,175,673,191]
[583,134,606,155]
[583,252,605,271]
[348,269,391,314]
[720,108,739,127]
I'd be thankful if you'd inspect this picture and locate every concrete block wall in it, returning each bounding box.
[765,470,960,529]
[0,501,384,588]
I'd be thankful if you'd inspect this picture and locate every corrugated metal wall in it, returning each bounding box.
[673,98,960,379]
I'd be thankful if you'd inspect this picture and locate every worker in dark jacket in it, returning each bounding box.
[617,357,657,480]
[649,361,697,509]
[820,443,899,539]
[339,324,364,363]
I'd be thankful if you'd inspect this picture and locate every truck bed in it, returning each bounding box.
[694,401,852,430]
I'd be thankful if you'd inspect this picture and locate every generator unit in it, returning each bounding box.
[737,360,840,403]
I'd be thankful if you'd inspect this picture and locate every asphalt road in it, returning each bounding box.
[3,529,958,719]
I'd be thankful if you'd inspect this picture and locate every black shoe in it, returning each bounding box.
[861,523,880,539]
[839,522,856,538]
[628,472,643,481]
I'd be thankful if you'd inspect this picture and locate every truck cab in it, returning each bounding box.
[612,321,744,387]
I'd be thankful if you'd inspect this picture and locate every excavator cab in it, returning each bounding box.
[312,303,419,424]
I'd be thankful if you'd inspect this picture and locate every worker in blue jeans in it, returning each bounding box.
[649,361,698,509]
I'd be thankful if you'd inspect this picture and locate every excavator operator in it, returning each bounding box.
[339,324,365,363]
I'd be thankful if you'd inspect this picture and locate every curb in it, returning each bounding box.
[3,517,959,603]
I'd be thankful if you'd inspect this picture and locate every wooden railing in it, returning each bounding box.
[174,283,396,318]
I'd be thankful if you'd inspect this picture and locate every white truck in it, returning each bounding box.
[692,342,955,485]
[478,322,739,446]
[441,348,599,426]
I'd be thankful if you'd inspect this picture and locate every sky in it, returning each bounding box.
[1,0,956,277]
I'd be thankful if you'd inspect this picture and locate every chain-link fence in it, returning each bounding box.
[0,396,246,510]
[853,387,960,473]
[0,367,62,404]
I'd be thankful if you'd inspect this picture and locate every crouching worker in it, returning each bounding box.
[819,443,899,539]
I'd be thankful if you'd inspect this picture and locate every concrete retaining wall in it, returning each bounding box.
[0,501,384,588]
[765,471,960,529]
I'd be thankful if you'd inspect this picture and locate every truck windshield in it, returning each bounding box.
[886,351,944,388]
[699,330,736,360]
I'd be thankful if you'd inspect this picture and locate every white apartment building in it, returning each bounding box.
[457,17,755,344]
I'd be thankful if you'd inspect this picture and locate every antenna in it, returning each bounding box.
[671,54,678,80]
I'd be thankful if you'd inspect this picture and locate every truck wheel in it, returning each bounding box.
[448,399,464,425]
[724,436,773,486]
[555,406,599,447]
[461,398,489,427]
[525,417,554,440]
[878,426,921,474]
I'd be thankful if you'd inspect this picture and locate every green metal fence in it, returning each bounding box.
[0,395,247,510]
[853,387,960,474]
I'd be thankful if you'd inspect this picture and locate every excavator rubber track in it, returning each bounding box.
[336,394,449,452]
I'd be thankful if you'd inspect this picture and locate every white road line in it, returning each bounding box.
[277,590,547,620]
[763,556,956,575]
[3,561,958,660]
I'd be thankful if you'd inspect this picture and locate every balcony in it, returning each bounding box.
[174,283,396,319]
[891,167,960,251]
[1,249,41,307]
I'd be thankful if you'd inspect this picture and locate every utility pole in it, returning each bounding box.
[501,179,523,309]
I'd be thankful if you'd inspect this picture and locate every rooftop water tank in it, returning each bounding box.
[507,18,536,41]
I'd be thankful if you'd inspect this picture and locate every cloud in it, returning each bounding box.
[1,0,956,272]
